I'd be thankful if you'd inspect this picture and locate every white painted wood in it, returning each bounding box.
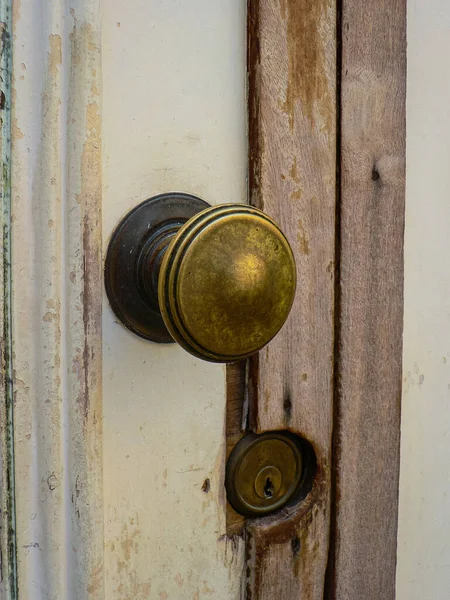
[102,2,246,599]
[11,0,103,598]
[9,1,246,598]
[397,2,450,598]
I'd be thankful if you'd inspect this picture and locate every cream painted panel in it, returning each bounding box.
[102,2,246,599]
[397,1,450,598]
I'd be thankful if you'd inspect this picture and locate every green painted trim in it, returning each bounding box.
[0,0,18,595]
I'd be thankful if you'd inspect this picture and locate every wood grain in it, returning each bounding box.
[226,361,248,535]
[327,0,406,597]
[245,0,337,596]
[0,9,17,597]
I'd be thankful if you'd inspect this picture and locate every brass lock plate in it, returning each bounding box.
[225,431,307,517]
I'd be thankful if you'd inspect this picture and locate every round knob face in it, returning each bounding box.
[158,204,296,362]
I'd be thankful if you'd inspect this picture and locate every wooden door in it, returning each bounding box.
[0,1,408,599]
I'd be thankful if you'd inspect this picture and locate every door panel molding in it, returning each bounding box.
[10,1,103,597]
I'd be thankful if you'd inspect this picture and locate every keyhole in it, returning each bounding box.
[264,476,274,498]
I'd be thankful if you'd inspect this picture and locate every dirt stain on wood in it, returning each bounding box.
[281,0,333,134]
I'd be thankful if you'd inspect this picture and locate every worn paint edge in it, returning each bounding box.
[0,0,18,595]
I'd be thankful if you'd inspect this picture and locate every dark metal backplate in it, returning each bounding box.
[104,192,209,342]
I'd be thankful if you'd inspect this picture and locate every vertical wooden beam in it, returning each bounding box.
[328,0,406,597]
[246,0,337,597]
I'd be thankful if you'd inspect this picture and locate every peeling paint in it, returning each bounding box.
[107,517,152,600]
[48,34,62,78]
[0,0,18,595]
[10,1,103,598]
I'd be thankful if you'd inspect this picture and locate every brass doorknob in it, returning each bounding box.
[105,193,296,362]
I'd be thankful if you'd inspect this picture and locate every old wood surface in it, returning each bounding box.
[226,362,248,536]
[246,0,337,597]
[327,1,406,598]
[243,0,406,597]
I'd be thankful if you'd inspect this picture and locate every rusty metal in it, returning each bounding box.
[225,431,305,517]
[105,195,296,362]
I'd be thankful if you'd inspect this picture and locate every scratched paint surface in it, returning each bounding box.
[102,1,246,598]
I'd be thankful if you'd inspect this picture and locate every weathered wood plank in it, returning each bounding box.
[327,0,406,597]
[102,3,247,597]
[246,0,337,597]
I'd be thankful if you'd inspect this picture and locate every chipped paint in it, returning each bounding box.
[245,461,328,599]
[11,0,248,597]
[11,0,103,598]
[48,34,62,78]
[281,0,333,134]
[247,0,264,210]
[297,218,310,255]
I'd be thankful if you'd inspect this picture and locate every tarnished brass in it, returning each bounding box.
[159,204,296,362]
[225,432,304,517]
[105,194,296,362]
